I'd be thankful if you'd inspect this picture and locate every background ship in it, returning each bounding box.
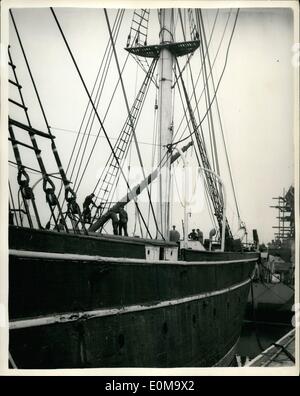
[246,186,295,323]
[7,7,258,368]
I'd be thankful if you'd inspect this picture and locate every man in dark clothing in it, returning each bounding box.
[108,209,119,235]
[82,193,96,223]
[119,206,128,236]
[196,228,204,244]
[188,229,197,240]
[169,225,180,242]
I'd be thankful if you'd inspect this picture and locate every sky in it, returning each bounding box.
[6,4,295,244]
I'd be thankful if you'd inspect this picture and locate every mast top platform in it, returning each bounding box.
[125,40,200,58]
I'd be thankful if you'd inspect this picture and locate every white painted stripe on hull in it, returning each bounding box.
[9,276,252,330]
[9,249,258,266]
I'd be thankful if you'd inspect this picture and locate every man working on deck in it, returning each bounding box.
[188,229,197,240]
[196,228,204,244]
[108,209,119,235]
[169,225,180,243]
[119,206,128,236]
[82,193,97,223]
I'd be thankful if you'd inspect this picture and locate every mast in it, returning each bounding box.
[157,8,174,239]
[90,9,200,236]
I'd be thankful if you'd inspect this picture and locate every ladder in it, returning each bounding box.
[94,58,157,217]
[8,46,68,232]
[127,9,150,47]
[127,9,152,77]
[187,9,199,41]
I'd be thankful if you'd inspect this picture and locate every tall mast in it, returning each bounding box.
[94,8,200,237]
[157,8,174,239]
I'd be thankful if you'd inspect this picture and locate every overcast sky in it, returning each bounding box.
[7,5,295,243]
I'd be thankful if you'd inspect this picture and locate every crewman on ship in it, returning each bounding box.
[108,209,119,235]
[196,228,204,244]
[82,193,97,223]
[119,206,128,236]
[169,225,180,243]
[188,229,197,240]
[209,228,216,240]
[208,228,216,251]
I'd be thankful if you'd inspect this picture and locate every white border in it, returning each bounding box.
[0,0,299,377]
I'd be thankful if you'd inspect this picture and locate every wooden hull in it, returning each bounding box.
[9,226,258,368]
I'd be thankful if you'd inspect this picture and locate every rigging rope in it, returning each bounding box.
[76,51,131,195]
[92,58,157,228]
[10,11,69,188]
[170,9,240,148]
[198,12,218,175]
[172,9,231,143]
[10,10,75,232]
[131,62,139,235]
[51,7,152,238]
[9,161,64,181]
[57,10,124,208]
[50,126,161,147]
[17,189,23,226]
[146,83,159,234]
[174,64,218,231]
[68,10,121,180]
[174,55,231,239]
[9,181,19,226]
[72,12,123,189]
[172,11,228,227]
[72,10,125,193]
[198,9,241,221]
[186,57,221,226]
[75,10,152,196]
[176,10,219,230]
[104,9,164,239]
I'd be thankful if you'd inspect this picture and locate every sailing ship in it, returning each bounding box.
[8,7,259,368]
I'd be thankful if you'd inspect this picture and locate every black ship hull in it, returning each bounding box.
[9,226,258,368]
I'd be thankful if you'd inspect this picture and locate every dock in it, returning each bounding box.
[246,328,295,367]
